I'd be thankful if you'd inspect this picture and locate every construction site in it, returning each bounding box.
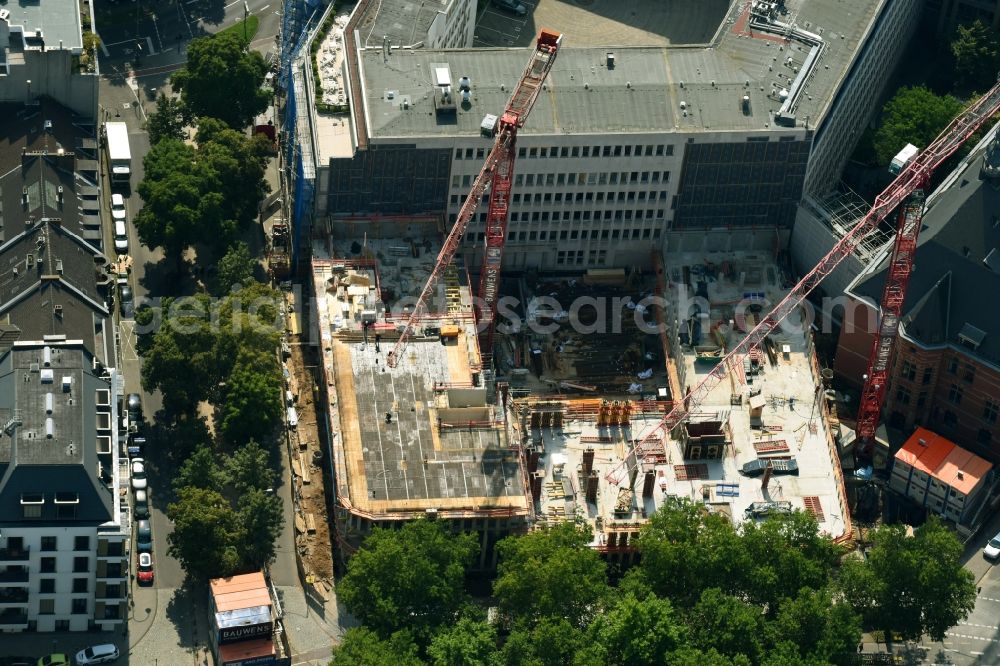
[310,226,854,567]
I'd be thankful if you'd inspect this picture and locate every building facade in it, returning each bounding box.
[889,427,994,525]
[0,341,128,632]
[835,130,1000,462]
[0,0,100,120]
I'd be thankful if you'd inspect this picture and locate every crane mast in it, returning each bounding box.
[605,78,1000,485]
[387,30,563,369]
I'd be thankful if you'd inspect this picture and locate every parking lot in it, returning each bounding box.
[474,0,730,48]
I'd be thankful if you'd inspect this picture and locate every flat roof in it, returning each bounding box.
[0,0,84,52]
[210,572,272,612]
[355,0,450,50]
[314,255,529,517]
[896,427,992,496]
[355,0,886,139]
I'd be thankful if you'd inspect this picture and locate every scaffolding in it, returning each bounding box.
[801,187,895,264]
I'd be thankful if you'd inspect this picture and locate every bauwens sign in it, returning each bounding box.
[219,621,273,644]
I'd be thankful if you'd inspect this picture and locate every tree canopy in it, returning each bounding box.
[872,86,964,165]
[171,31,271,129]
[330,628,424,666]
[338,520,478,639]
[215,241,259,295]
[951,20,1000,92]
[166,486,242,580]
[146,93,191,144]
[839,517,975,641]
[220,348,284,445]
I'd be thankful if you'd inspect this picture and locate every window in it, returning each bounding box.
[540,147,548,158]
[917,392,927,408]
[72,578,88,593]
[943,410,958,427]
[571,146,579,157]
[948,384,963,405]
[655,145,664,156]
[948,358,959,375]
[963,363,976,383]
[455,148,463,160]
[72,598,88,615]
[529,147,537,158]
[39,578,55,594]
[39,598,55,615]
[20,493,43,518]
[900,361,916,381]
[73,556,89,573]
[985,400,999,424]
[40,557,56,573]
[41,536,57,552]
[922,368,933,385]
[896,386,911,405]
[56,492,79,519]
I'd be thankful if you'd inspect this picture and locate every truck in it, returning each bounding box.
[889,143,918,175]
[104,121,132,187]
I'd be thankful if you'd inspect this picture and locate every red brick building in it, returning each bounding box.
[834,132,1000,462]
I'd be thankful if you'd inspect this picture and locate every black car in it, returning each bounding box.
[0,657,35,666]
[119,285,135,318]
[127,392,143,424]
[136,519,152,553]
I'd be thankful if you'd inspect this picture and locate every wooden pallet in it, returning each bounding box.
[802,496,825,522]
[674,464,709,481]
[754,439,790,454]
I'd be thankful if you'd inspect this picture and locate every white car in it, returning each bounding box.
[113,219,128,254]
[985,531,1000,561]
[74,643,119,665]
[130,458,147,491]
[110,193,127,222]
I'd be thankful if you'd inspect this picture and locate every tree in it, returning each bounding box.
[165,415,215,462]
[166,486,241,580]
[197,118,271,232]
[146,94,191,144]
[237,488,284,568]
[951,20,1000,91]
[737,511,842,613]
[426,615,496,666]
[873,86,964,165]
[586,594,685,666]
[635,498,742,606]
[215,241,259,295]
[839,517,976,641]
[686,589,765,663]
[665,648,752,666]
[171,31,270,129]
[226,439,276,493]
[220,349,284,445]
[768,587,861,664]
[496,618,585,666]
[493,522,608,629]
[338,519,478,638]
[174,445,226,492]
[329,627,424,666]
[136,140,228,261]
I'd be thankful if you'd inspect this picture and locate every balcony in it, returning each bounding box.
[0,547,29,562]
[0,587,29,605]
[95,564,127,581]
[0,608,29,628]
[0,568,29,584]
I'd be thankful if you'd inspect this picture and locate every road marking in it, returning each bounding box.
[960,622,1000,630]
[259,4,270,10]
[945,631,1000,643]
[972,651,985,655]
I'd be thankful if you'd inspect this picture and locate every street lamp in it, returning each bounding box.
[244,2,250,43]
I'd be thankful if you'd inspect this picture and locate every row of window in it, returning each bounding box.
[456,208,667,226]
[454,144,675,161]
[452,171,671,190]
[557,250,607,265]
[895,384,998,423]
[451,189,670,207]
[38,576,99,595]
[39,556,90,574]
[38,597,90,615]
[464,226,662,244]
[20,492,79,519]
[40,536,90,552]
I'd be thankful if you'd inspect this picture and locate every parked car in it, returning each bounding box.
[0,657,36,666]
[985,531,1000,560]
[137,552,154,585]
[110,193,127,222]
[127,393,143,424]
[130,458,147,490]
[113,219,128,254]
[493,0,527,14]
[119,284,134,318]
[136,518,152,553]
[73,644,119,665]
[37,656,69,666]
[133,488,149,519]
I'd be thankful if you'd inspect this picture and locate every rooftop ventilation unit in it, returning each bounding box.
[61,376,72,392]
[45,392,54,414]
[43,346,51,367]
[45,417,54,439]
[958,323,986,350]
[40,368,54,383]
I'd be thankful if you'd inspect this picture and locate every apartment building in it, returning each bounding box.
[889,427,994,526]
[835,130,1000,462]
[0,340,128,632]
[0,0,99,120]
[286,0,920,272]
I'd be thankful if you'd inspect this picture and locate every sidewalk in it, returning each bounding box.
[129,582,213,666]
[277,585,352,666]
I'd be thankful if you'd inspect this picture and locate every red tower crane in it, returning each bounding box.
[387,30,563,369]
[605,79,1000,486]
